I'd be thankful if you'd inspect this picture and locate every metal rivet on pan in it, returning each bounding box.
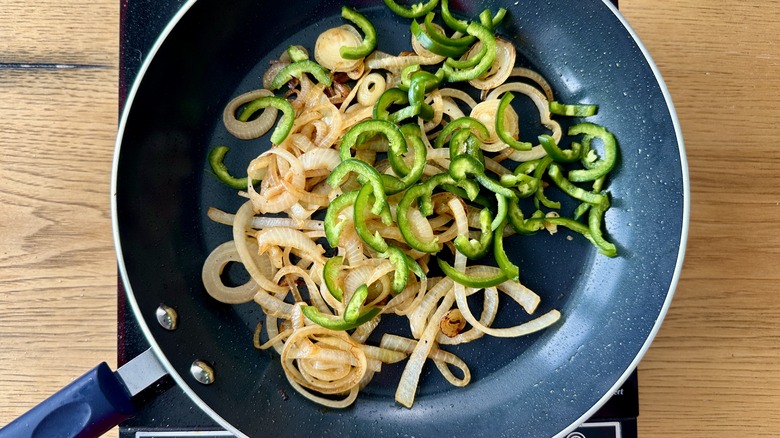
[155,304,178,331]
[190,360,215,385]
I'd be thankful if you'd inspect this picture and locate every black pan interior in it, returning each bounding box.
[115,0,685,436]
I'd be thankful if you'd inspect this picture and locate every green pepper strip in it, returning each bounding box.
[437,257,508,288]
[286,45,309,62]
[390,129,427,190]
[573,176,606,220]
[268,60,332,90]
[539,134,582,163]
[441,0,468,33]
[339,119,407,162]
[479,7,507,31]
[322,256,344,301]
[344,284,369,323]
[454,208,493,259]
[533,156,561,210]
[500,173,538,198]
[324,190,359,247]
[496,92,533,151]
[380,246,425,294]
[434,116,490,149]
[549,101,598,117]
[411,18,470,58]
[407,70,441,120]
[423,12,475,47]
[238,96,295,145]
[301,304,380,331]
[354,183,390,253]
[508,203,545,235]
[207,146,256,190]
[441,184,495,209]
[441,22,496,82]
[588,199,618,257]
[383,0,439,18]
[547,163,607,206]
[374,87,409,121]
[397,173,479,253]
[448,130,485,180]
[327,159,390,219]
[340,6,377,60]
[492,192,510,230]
[445,42,488,70]
[397,184,440,253]
[493,219,519,281]
[525,215,595,244]
[476,174,515,200]
[568,123,618,182]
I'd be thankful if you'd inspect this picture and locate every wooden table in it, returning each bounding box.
[1,1,777,436]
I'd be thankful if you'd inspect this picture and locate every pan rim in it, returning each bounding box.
[110,0,689,436]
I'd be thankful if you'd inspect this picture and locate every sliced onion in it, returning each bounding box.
[255,227,326,266]
[314,25,364,72]
[232,202,286,294]
[357,72,387,107]
[469,39,516,90]
[395,288,455,408]
[486,81,563,162]
[201,240,261,304]
[470,99,518,145]
[222,89,277,140]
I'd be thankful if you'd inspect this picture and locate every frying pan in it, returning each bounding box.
[1,0,688,437]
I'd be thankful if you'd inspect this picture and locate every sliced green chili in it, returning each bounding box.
[533,156,561,210]
[549,101,598,117]
[434,116,490,149]
[397,184,440,253]
[568,123,618,182]
[445,42,488,70]
[339,119,407,162]
[301,305,381,331]
[383,0,439,19]
[354,183,390,253]
[411,18,471,58]
[324,190,359,247]
[344,284,369,323]
[323,256,344,301]
[380,246,424,294]
[238,96,295,144]
[547,163,607,206]
[390,128,427,189]
[496,92,533,151]
[327,159,390,218]
[374,87,409,121]
[588,198,618,257]
[441,22,496,82]
[437,258,508,288]
[207,146,255,190]
[573,176,606,220]
[538,134,582,163]
[454,208,493,259]
[493,220,519,281]
[268,60,332,90]
[286,45,309,63]
[440,0,468,33]
[423,12,475,47]
[479,7,507,31]
[340,6,377,60]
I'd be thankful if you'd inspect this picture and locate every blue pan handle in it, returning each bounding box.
[0,363,135,438]
[0,348,167,438]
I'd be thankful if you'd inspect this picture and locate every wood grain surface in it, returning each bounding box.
[1,1,778,437]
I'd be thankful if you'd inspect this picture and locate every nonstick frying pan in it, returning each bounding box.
[2,0,688,437]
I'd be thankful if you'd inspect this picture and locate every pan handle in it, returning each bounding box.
[0,348,167,438]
